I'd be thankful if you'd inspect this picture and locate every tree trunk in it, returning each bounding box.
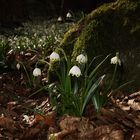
[60,0,140,92]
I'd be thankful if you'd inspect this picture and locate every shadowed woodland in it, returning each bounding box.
[0,0,113,26]
[0,0,140,139]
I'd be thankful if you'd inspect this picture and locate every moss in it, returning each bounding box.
[72,20,99,60]
[131,24,140,33]
[72,0,140,57]
[59,24,81,56]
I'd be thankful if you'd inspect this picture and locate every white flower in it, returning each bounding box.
[33,68,41,77]
[111,56,121,66]
[69,65,82,77]
[16,63,20,70]
[66,12,72,18]
[50,52,60,62]
[57,16,62,22]
[76,54,87,64]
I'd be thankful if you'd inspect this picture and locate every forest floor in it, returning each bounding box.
[0,19,140,140]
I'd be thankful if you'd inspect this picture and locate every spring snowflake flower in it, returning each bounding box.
[111,52,121,66]
[66,12,72,18]
[16,63,20,70]
[33,68,41,77]
[69,65,82,77]
[57,16,63,22]
[50,52,60,62]
[76,54,87,64]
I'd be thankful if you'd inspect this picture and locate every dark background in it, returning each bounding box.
[0,0,114,26]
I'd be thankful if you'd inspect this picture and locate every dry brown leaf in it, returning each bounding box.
[30,111,56,127]
[100,108,136,128]
[131,129,140,140]
[49,130,70,140]
[0,117,17,133]
[49,116,95,140]
[7,101,17,111]
[22,127,41,139]
[91,124,124,140]
[133,118,140,127]
[21,120,48,139]
[60,115,94,132]
[59,115,81,131]
[129,91,140,98]
[128,99,140,111]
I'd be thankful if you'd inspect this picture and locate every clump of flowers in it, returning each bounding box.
[47,48,111,116]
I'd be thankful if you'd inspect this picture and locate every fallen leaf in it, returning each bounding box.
[0,117,17,133]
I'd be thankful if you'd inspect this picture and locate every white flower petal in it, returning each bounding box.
[50,52,60,62]
[69,65,82,77]
[33,68,41,77]
[76,54,87,64]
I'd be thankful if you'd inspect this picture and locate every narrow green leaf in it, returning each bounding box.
[81,75,105,114]
[73,77,78,94]
[89,54,110,79]
[92,95,100,111]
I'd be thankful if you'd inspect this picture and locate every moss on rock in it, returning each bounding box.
[60,0,140,91]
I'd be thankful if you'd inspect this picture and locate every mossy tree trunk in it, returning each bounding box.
[60,0,140,91]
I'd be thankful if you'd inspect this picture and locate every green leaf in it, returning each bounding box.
[87,55,102,71]
[89,54,110,79]
[92,94,101,111]
[108,80,134,97]
[81,75,105,115]
[73,77,78,94]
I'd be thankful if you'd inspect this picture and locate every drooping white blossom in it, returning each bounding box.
[50,52,60,62]
[33,68,41,77]
[69,65,82,77]
[76,54,87,64]
[57,16,63,22]
[66,12,72,18]
[111,55,121,66]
